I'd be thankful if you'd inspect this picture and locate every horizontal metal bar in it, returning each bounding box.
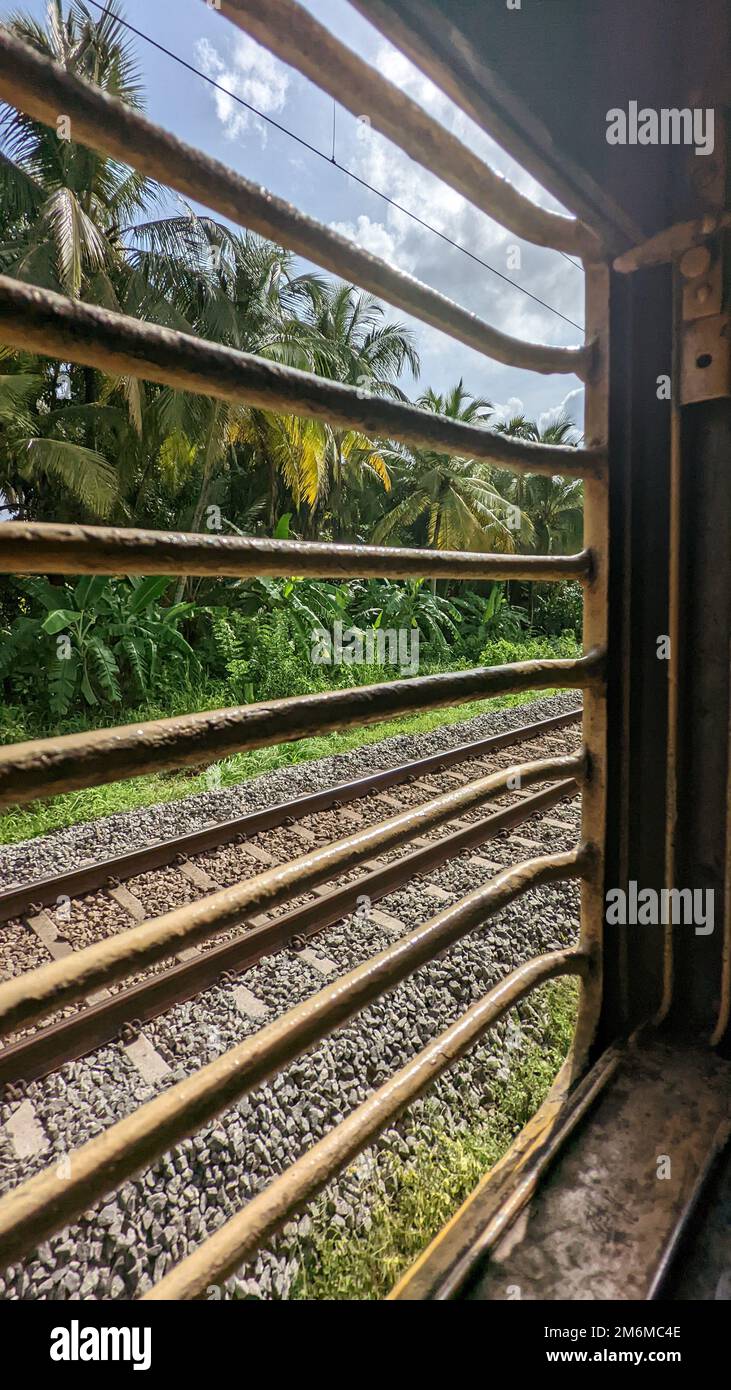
[613,213,731,273]
[0,31,592,378]
[0,849,587,1270]
[0,752,587,1037]
[0,278,602,476]
[0,521,593,582]
[218,0,599,260]
[0,653,602,809]
[147,943,588,1299]
[0,778,579,1085]
[0,708,582,927]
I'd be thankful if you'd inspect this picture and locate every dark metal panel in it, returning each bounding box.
[671,397,731,1032]
[599,265,674,1040]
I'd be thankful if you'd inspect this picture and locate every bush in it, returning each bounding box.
[479,632,581,667]
[533,581,583,638]
[234,611,330,702]
[0,576,199,718]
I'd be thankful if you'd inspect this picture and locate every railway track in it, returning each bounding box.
[0,698,584,1300]
[0,706,581,1090]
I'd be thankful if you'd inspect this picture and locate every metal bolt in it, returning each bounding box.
[695,282,712,304]
[679,245,712,279]
[290,934,307,952]
[119,1019,142,1044]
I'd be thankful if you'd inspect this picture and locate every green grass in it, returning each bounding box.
[0,688,573,845]
[289,977,578,1301]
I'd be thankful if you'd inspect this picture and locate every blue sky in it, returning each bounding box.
[3,0,586,429]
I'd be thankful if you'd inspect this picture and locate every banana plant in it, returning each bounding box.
[0,575,199,716]
[350,577,461,652]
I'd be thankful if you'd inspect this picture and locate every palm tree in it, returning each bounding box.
[492,413,583,623]
[0,358,119,518]
[372,383,523,557]
[0,0,181,514]
[493,414,584,552]
[295,284,420,538]
[153,225,334,597]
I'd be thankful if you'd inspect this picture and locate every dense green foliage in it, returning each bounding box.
[0,571,580,731]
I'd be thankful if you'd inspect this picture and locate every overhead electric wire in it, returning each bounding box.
[83,0,585,334]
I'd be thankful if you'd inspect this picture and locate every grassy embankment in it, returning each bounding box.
[0,687,573,845]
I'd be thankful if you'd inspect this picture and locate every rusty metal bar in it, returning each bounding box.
[0,708,582,927]
[216,0,599,260]
[572,260,610,1071]
[661,274,684,1023]
[0,778,579,1086]
[146,943,588,1300]
[0,32,592,378]
[613,213,731,273]
[0,752,587,1036]
[0,848,587,1270]
[346,0,640,256]
[0,279,601,475]
[0,653,602,809]
[0,521,593,583]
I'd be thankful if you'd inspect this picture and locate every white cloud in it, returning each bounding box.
[329,213,417,273]
[377,46,446,117]
[539,386,585,434]
[372,41,570,217]
[191,17,584,424]
[491,396,527,425]
[340,70,583,355]
[195,34,289,142]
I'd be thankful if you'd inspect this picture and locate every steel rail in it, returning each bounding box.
[146,941,589,1300]
[0,33,592,379]
[0,521,593,583]
[0,777,579,1086]
[0,752,587,1037]
[0,279,601,477]
[0,707,582,926]
[0,652,602,809]
[0,848,587,1269]
[216,0,599,261]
